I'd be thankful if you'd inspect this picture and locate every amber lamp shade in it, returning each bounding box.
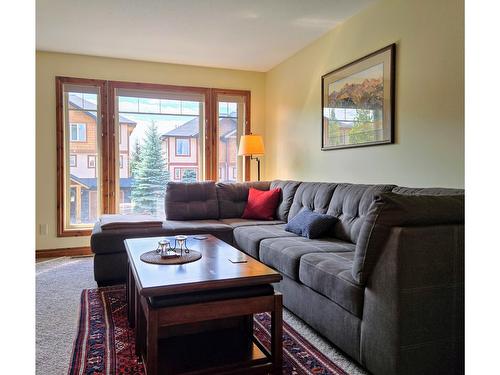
[238,135,265,180]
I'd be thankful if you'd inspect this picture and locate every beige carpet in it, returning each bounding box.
[36,256,367,375]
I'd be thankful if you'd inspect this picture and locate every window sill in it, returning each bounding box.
[57,228,92,237]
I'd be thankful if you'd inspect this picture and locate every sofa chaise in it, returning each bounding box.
[91,180,464,375]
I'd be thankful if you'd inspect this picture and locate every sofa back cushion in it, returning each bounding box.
[288,182,337,220]
[352,192,465,285]
[270,180,302,221]
[164,181,219,220]
[392,186,465,196]
[216,181,271,219]
[326,183,396,243]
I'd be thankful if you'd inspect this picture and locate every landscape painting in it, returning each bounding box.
[322,44,395,150]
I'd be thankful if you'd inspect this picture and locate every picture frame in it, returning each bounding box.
[321,43,395,150]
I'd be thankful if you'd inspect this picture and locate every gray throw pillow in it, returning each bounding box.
[285,208,337,239]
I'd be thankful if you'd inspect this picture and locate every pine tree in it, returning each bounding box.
[129,139,141,178]
[182,169,197,183]
[131,122,169,215]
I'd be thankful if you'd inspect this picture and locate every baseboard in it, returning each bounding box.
[35,246,93,259]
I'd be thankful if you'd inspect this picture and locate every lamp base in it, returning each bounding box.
[250,156,261,181]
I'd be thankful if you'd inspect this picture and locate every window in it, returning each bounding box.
[70,123,87,142]
[175,138,190,156]
[215,91,250,182]
[57,77,250,235]
[174,168,197,181]
[87,155,96,168]
[174,168,181,180]
[57,77,104,236]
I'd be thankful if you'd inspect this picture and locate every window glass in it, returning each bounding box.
[216,97,246,182]
[115,88,205,217]
[63,86,101,229]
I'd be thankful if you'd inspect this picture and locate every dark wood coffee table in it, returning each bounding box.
[125,234,283,375]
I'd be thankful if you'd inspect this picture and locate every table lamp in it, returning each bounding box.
[238,134,265,181]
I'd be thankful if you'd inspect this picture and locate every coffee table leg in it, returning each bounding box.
[135,288,143,358]
[146,309,158,375]
[271,293,283,375]
[127,262,136,328]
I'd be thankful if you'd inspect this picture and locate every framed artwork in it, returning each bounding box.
[321,44,395,150]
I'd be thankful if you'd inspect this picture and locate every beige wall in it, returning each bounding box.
[264,0,464,187]
[36,51,265,250]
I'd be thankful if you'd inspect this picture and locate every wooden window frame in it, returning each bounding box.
[211,89,251,181]
[56,76,108,237]
[57,77,251,237]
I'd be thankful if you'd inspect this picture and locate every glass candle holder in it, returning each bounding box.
[175,235,189,255]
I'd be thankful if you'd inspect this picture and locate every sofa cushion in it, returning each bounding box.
[285,208,337,239]
[288,182,337,220]
[326,183,396,244]
[270,180,302,221]
[91,222,172,255]
[163,219,233,234]
[299,252,364,317]
[259,237,355,281]
[91,220,233,255]
[216,181,271,219]
[220,218,285,228]
[242,187,282,220]
[353,192,465,285]
[233,224,297,259]
[164,181,219,220]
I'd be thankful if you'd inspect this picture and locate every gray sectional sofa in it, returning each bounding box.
[91,180,464,375]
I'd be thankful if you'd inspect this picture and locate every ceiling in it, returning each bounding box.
[36,0,376,72]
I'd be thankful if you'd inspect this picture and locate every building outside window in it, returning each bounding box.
[70,154,77,167]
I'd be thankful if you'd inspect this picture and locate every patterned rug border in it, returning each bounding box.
[68,286,348,375]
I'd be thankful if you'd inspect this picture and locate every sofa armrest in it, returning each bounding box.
[353,192,464,285]
[360,224,464,375]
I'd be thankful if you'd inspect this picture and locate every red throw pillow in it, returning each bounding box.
[242,187,282,221]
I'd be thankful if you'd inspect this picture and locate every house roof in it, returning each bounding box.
[161,117,237,139]
[68,94,136,125]
[161,117,200,137]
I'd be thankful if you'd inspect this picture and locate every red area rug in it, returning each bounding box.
[68,286,347,375]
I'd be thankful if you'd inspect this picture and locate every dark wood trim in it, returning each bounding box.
[320,43,396,151]
[36,246,93,259]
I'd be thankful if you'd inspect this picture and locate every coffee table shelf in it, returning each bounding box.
[155,327,271,374]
